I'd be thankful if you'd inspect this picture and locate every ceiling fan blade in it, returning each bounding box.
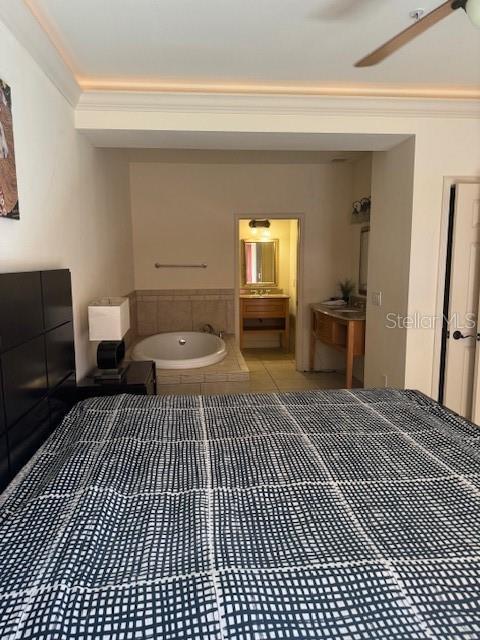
[355,0,456,67]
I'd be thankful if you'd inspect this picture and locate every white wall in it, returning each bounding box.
[406,121,480,395]
[0,18,134,377]
[349,153,373,383]
[129,157,356,369]
[365,138,415,388]
[351,153,372,293]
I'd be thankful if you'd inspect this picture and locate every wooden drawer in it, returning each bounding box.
[315,313,347,348]
[242,298,287,318]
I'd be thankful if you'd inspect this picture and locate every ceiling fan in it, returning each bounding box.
[355,0,480,66]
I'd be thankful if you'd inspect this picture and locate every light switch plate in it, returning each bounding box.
[371,291,382,307]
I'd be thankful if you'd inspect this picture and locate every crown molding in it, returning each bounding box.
[78,78,480,102]
[0,1,80,106]
[77,90,480,120]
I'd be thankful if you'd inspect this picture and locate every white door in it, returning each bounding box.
[444,183,480,420]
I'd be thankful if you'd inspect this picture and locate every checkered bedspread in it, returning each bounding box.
[1,388,480,639]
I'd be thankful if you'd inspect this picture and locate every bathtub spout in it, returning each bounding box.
[202,323,215,334]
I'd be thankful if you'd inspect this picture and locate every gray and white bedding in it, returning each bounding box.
[0,388,479,639]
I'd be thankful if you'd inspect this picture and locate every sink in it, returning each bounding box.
[241,294,287,298]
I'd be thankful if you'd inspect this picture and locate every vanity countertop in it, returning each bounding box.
[311,302,365,321]
[240,294,290,299]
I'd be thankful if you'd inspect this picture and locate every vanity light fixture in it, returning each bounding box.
[351,197,371,224]
[249,219,271,229]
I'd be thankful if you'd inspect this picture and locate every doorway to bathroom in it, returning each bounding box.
[235,215,303,381]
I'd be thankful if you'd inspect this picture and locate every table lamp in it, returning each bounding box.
[88,297,130,382]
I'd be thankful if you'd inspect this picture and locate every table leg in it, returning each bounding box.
[309,310,316,371]
[345,321,354,389]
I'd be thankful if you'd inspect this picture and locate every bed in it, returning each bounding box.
[0,388,479,639]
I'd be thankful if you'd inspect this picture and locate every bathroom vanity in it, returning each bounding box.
[240,295,290,350]
[309,303,365,388]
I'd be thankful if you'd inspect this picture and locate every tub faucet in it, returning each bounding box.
[202,323,215,334]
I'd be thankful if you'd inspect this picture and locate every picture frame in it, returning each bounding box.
[0,79,19,220]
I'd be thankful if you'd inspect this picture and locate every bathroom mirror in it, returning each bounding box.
[241,239,279,287]
[359,226,369,295]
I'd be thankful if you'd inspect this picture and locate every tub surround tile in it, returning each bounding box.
[134,288,235,335]
[137,300,157,336]
[157,299,193,333]
[226,300,235,332]
[180,373,205,384]
[124,291,137,348]
[156,374,182,385]
[191,300,228,333]
[204,372,229,382]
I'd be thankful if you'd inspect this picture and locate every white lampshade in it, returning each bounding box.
[466,0,480,27]
[88,297,130,341]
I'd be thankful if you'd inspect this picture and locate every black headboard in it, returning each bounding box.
[0,269,76,491]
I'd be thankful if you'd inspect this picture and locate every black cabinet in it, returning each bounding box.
[46,323,75,390]
[2,336,48,428]
[0,434,8,490]
[0,269,76,491]
[41,269,73,331]
[8,399,50,477]
[76,361,157,400]
[0,272,43,352]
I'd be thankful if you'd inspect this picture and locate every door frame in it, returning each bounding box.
[234,213,305,371]
[432,176,480,401]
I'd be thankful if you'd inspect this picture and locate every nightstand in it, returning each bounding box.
[76,361,157,400]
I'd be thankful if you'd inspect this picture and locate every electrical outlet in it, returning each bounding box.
[372,291,382,307]
[382,374,388,388]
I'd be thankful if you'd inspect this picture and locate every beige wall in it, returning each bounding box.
[0,19,134,377]
[129,158,356,369]
[365,138,415,388]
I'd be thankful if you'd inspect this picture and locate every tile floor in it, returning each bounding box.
[157,348,361,395]
[241,349,361,393]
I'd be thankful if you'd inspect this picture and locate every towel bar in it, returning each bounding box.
[154,263,207,269]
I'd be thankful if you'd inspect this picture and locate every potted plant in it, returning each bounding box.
[339,279,355,303]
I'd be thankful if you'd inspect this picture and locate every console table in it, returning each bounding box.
[309,304,365,388]
[240,296,290,350]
